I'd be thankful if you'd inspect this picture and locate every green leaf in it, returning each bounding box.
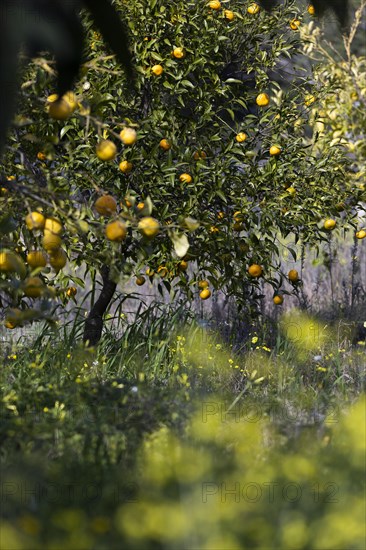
[83,0,134,82]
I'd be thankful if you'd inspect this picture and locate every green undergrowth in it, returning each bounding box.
[1,306,365,549]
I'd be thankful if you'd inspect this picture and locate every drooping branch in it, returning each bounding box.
[83,264,117,347]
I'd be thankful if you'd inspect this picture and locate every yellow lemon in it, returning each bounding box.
[179,173,193,183]
[324,219,336,230]
[198,280,209,289]
[208,1,221,9]
[105,220,127,242]
[248,264,263,277]
[49,248,67,271]
[25,212,45,231]
[120,127,137,145]
[273,295,284,305]
[66,286,77,297]
[42,233,62,252]
[172,47,185,59]
[236,132,247,143]
[159,138,171,151]
[48,98,72,120]
[308,4,315,15]
[288,269,299,282]
[224,9,235,20]
[96,140,117,161]
[247,3,260,14]
[135,276,146,286]
[157,265,168,278]
[94,195,118,216]
[200,288,212,300]
[138,217,160,238]
[356,230,366,239]
[256,93,270,106]
[0,250,19,272]
[44,217,63,236]
[119,160,133,173]
[26,250,47,269]
[290,18,301,30]
[152,64,164,76]
[269,144,282,156]
[178,260,188,272]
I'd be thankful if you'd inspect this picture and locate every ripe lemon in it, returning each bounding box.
[136,276,146,286]
[94,195,118,216]
[256,93,270,106]
[157,265,168,278]
[356,230,366,239]
[48,98,72,120]
[198,280,209,289]
[42,233,62,252]
[159,138,171,151]
[290,18,301,30]
[200,288,211,300]
[27,250,47,269]
[248,264,263,277]
[208,1,221,9]
[217,211,224,220]
[146,267,155,277]
[178,260,188,272]
[66,286,77,297]
[173,47,185,59]
[120,127,137,145]
[308,4,315,15]
[37,152,47,161]
[324,219,336,231]
[247,3,260,14]
[23,276,44,298]
[138,217,160,238]
[4,320,16,329]
[152,64,164,76]
[233,211,244,222]
[273,295,284,305]
[119,160,133,174]
[269,144,282,156]
[288,269,299,282]
[136,202,145,211]
[179,173,192,184]
[236,132,247,143]
[0,250,22,273]
[96,140,117,161]
[44,217,63,236]
[25,211,45,230]
[224,9,235,20]
[49,248,67,271]
[105,220,127,242]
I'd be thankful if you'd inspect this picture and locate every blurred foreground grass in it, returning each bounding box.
[1,307,365,549]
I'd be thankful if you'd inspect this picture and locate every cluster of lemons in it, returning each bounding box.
[0,212,77,329]
[205,1,315,29]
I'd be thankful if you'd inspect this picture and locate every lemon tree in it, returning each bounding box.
[0,0,362,342]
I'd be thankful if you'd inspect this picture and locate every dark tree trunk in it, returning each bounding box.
[83,265,117,347]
